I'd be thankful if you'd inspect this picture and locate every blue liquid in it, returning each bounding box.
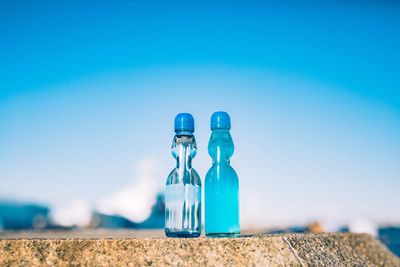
[205,129,240,237]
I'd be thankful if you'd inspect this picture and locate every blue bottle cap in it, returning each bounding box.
[174,113,195,133]
[211,111,231,130]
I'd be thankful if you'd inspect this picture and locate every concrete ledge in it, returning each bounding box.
[0,230,399,266]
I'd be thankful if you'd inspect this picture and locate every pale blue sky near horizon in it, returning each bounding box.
[1,1,399,227]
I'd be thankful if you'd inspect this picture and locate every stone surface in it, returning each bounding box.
[0,230,399,266]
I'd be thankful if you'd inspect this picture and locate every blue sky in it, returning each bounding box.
[1,1,399,227]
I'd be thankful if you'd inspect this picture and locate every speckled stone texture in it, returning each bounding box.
[0,230,399,266]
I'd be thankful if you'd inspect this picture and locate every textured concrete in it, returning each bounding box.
[0,230,399,266]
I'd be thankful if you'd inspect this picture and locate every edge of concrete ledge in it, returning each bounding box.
[1,231,399,266]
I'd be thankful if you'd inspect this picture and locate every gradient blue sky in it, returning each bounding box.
[1,1,399,227]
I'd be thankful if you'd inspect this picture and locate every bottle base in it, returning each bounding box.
[165,229,201,238]
[206,232,240,238]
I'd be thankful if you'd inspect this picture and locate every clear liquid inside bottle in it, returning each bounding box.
[205,129,240,237]
[165,134,201,237]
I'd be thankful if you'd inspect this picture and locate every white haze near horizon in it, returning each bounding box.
[1,66,399,229]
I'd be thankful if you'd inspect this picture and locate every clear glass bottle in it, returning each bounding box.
[165,113,201,237]
[205,111,240,237]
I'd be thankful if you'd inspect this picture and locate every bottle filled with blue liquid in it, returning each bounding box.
[205,111,240,237]
[165,113,201,237]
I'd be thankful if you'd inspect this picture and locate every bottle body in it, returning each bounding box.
[205,129,240,237]
[165,134,201,237]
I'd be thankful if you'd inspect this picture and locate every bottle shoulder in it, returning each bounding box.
[191,169,201,185]
[205,165,238,181]
[166,168,201,186]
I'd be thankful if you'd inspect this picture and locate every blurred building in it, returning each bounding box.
[0,201,50,230]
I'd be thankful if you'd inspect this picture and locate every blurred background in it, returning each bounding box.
[1,0,399,255]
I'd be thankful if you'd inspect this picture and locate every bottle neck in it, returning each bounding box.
[208,129,234,166]
[172,134,196,170]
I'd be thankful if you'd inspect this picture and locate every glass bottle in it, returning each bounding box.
[205,111,240,237]
[165,113,201,237]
